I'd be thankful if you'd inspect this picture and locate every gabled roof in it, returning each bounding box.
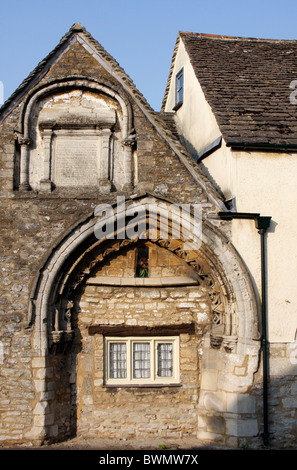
[0,23,226,210]
[0,22,155,120]
[163,31,297,150]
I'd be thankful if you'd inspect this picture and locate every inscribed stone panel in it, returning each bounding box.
[53,134,100,187]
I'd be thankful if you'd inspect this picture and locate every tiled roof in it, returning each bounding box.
[165,32,297,150]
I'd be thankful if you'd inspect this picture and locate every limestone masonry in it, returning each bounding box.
[0,23,296,449]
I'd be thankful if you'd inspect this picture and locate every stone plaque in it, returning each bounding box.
[53,135,99,187]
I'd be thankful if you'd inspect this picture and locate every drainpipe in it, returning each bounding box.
[218,211,271,446]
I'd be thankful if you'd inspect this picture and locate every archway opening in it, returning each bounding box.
[29,196,258,444]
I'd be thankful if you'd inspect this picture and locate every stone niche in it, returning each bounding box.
[25,88,132,193]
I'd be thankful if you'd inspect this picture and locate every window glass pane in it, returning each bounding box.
[157,343,173,377]
[109,342,127,378]
[177,87,183,103]
[176,69,183,104]
[133,342,150,378]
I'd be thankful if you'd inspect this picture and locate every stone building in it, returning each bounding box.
[0,24,296,448]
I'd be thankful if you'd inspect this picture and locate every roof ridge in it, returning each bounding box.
[0,22,158,120]
[0,25,77,117]
[179,31,297,42]
[70,22,85,32]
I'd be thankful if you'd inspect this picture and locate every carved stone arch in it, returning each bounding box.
[14,77,136,192]
[30,194,258,357]
[18,77,134,139]
[64,236,233,351]
[27,194,259,443]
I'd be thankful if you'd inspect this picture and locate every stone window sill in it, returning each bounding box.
[103,383,182,388]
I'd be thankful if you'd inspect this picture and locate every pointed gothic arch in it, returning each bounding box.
[30,194,259,354]
[27,194,259,442]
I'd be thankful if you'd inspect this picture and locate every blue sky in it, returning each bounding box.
[1,0,297,110]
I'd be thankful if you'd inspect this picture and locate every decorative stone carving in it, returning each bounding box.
[39,127,52,191]
[49,299,74,353]
[121,128,136,148]
[15,134,31,190]
[15,79,136,193]
[47,234,237,353]
[38,114,115,192]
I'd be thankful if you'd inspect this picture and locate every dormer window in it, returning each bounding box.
[174,68,184,110]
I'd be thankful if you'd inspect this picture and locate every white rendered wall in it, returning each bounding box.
[164,39,297,343]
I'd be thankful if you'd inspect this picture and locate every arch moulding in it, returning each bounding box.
[26,194,261,444]
[14,77,136,192]
[29,195,259,356]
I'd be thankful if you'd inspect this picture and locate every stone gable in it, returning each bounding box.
[0,24,262,448]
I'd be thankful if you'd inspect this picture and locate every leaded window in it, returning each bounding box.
[105,337,179,386]
[157,343,173,377]
[109,342,127,379]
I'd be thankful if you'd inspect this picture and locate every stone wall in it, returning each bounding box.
[0,35,215,443]
[197,341,259,448]
[76,332,200,440]
[2,26,296,449]
[256,343,297,448]
[0,196,97,444]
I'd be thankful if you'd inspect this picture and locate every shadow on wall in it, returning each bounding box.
[199,345,297,449]
[43,336,297,449]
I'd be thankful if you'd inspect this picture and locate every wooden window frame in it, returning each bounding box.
[105,336,180,386]
[173,68,184,110]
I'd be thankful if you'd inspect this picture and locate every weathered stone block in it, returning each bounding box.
[200,371,218,391]
[200,391,226,412]
[226,418,258,437]
[226,393,256,414]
